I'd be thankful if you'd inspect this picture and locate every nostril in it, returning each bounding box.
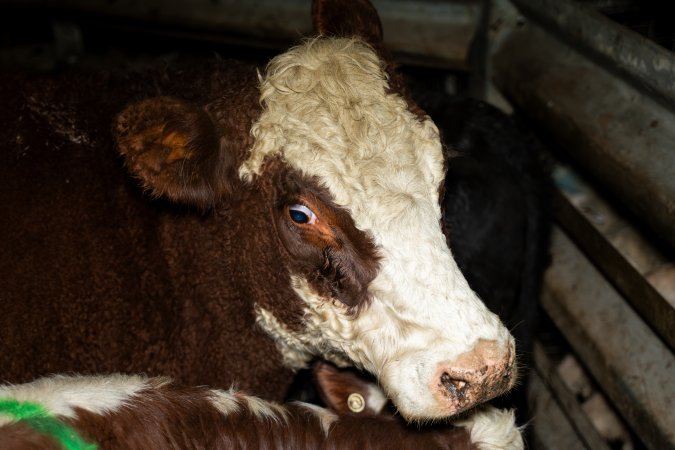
[440,372,469,400]
[433,341,516,414]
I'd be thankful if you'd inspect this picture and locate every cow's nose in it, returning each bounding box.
[433,338,516,415]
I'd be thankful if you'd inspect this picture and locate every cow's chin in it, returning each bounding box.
[379,340,518,421]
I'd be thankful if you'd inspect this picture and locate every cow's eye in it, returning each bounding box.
[288,204,317,225]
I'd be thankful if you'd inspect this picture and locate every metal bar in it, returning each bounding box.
[551,164,675,351]
[528,372,589,450]
[2,0,481,69]
[542,227,675,450]
[510,0,675,110]
[533,341,612,450]
[491,12,675,250]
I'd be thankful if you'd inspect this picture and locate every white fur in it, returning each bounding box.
[294,402,339,436]
[0,373,154,425]
[246,37,513,419]
[209,389,242,417]
[0,374,293,429]
[366,383,389,415]
[233,390,289,425]
[255,304,322,369]
[453,406,524,450]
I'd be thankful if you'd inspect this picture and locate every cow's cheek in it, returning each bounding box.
[341,281,517,421]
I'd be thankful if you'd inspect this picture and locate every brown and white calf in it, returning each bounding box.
[0,0,515,420]
[0,374,523,450]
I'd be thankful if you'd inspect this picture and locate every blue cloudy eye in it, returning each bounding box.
[288,204,316,225]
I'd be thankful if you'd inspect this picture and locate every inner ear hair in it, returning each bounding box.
[115,96,233,209]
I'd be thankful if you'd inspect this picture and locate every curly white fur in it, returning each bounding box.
[453,406,524,450]
[247,36,513,419]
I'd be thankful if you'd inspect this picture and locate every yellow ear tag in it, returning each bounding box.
[347,393,366,413]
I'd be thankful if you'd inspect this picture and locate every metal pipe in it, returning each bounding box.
[511,0,675,110]
[5,0,481,69]
[490,0,675,250]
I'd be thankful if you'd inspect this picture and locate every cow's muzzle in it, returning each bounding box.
[432,338,517,416]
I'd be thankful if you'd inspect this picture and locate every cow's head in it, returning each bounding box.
[114,0,516,420]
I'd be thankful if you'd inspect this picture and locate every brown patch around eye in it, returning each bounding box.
[270,166,380,311]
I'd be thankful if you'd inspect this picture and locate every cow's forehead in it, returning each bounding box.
[239,37,445,238]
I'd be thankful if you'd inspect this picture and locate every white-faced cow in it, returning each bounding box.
[0,0,516,422]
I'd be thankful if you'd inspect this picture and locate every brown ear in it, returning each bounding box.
[313,360,385,417]
[114,96,236,209]
[312,0,383,50]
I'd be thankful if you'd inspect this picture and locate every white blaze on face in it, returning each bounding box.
[243,37,514,418]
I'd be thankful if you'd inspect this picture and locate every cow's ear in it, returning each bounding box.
[115,96,236,209]
[312,361,380,415]
[311,0,383,50]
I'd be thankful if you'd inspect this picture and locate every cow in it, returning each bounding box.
[287,92,551,428]
[0,0,516,422]
[0,373,523,449]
